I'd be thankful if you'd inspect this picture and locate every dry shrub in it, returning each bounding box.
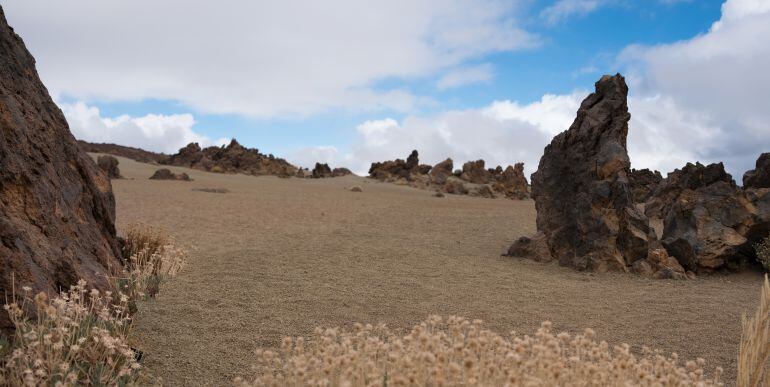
[755,237,770,272]
[0,281,139,386]
[235,315,723,386]
[117,224,186,301]
[737,274,770,387]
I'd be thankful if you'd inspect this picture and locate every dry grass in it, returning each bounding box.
[0,281,139,386]
[0,223,185,386]
[737,275,770,387]
[235,316,723,386]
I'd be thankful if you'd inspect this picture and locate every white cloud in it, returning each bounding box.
[621,0,770,177]
[61,101,228,154]
[2,0,537,118]
[436,64,494,90]
[540,0,601,25]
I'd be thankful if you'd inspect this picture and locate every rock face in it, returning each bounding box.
[369,151,528,200]
[0,7,122,333]
[645,162,733,219]
[744,153,770,189]
[508,74,653,272]
[163,139,297,177]
[78,140,167,164]
[629,168,662,203]
[149,168,191,181]
[332,167,353,177]
[97,155,122,179]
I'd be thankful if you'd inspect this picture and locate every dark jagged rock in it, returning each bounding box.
[163,139,297,177]
[97,155,122,179]
[78,140,167,164]
[744,153,770,189]
[0,6,122,333]
[507,74,653,272]
[368,150,422,182]
[645,162,733,219]
[493,163,529,199]
[629,168,662,203]
[312,163,333,178]
[332,167,353,177]
[149,168,191,181]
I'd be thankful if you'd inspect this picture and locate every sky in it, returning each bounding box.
[1,0,768,179]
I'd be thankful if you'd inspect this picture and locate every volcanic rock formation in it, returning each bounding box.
[78,140,167,164]
[368,151,528,200]
[507,74,653,272]
[744,153,770,189]
[645,162,734,219]
[163,139,297,177]
[629,168,662,203]
[0,6,122,333]
[149,169,192,181]
[97,155,122,179]
[312,163,333,178]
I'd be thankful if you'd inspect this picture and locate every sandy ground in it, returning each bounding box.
[99,154,764,386]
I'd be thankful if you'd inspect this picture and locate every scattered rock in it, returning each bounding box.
[163,139,297,177]
[744,153,770,189]
[97,155,122,179]
[192,188,229,194]
[629,168,662,203]
[433,192,446,198]
[430,158,454,185]
[507,74,653,272]
[349,186,363,192]
[0,7,122,333]
[150,168,192,181]
[460,160,491,184]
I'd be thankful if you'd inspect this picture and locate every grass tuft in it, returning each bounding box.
[737,274,770,387]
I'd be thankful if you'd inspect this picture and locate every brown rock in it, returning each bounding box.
[744,153,770,189]
[97,155,122,179]
[460,160,492,184]
[312,163,333,178]
[149,168,192,181]
[645,162,733,219]
[506,233,552,263]
[78,140,167,164]
[509,74,653,272]
[349,186,363,192]
[629,168,662,203]
[0,7,122,333]
[493,163,529,199]
[163,139,297,177]
[368,150,421,182]
[429,158,453,185]
[332,167,353,177]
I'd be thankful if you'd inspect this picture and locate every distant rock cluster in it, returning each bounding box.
[507,73,770,278]
[162,139,297,177]
[79,140,167,164]
[149,168,192,181]
[310,163,352,178]
[368,151,529,199]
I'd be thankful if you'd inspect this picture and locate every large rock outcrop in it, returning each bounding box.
[97,155,122,179]
[163,139,298,177]
[645,162,733,219]
[493,163,529,199]
[744,153,770,189]
[311,163,333,178]
[629,168,662,203]
[507,74,653,272]
[0,6,122,333]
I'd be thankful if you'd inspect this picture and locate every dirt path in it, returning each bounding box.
[106,155,762,386]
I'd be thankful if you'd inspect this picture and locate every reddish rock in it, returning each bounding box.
[97,155,122,179]
[0,7,122,333]
[493,163,529,199]
[507,74,653,272]
[460,160,492,184]
[429,158,454,185]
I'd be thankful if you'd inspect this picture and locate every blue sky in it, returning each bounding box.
[3,0,767,177]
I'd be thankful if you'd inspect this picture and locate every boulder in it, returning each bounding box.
[149,168,191,181]
[460,160,492,184]
[507,74,653,272]
[332,167,353,177]
[368,150,421,182]
[97,155,122,179]
[429,158,453,185]
[312,163,333,178]
[0,6,122,333]
[744,153,770,189]
[629,168,662,203]
[645,162,733,219]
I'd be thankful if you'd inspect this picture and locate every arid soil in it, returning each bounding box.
[101,154,763,386]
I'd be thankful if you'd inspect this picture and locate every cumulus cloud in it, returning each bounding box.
[61,101,228,154]
[3,0,537,117]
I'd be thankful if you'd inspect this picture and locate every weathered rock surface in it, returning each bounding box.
[78,140,167,164]
[0,6,122,333]
[629,168,662,203]
[332,167,353,177]
[163,139,297,177]
[744,153,770,189]
[645,162,733,219]
[312,163,333,178]
[368,151,528,200]
[507,74,653,272]
[97,155,122,179]
[149,168,192,181]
